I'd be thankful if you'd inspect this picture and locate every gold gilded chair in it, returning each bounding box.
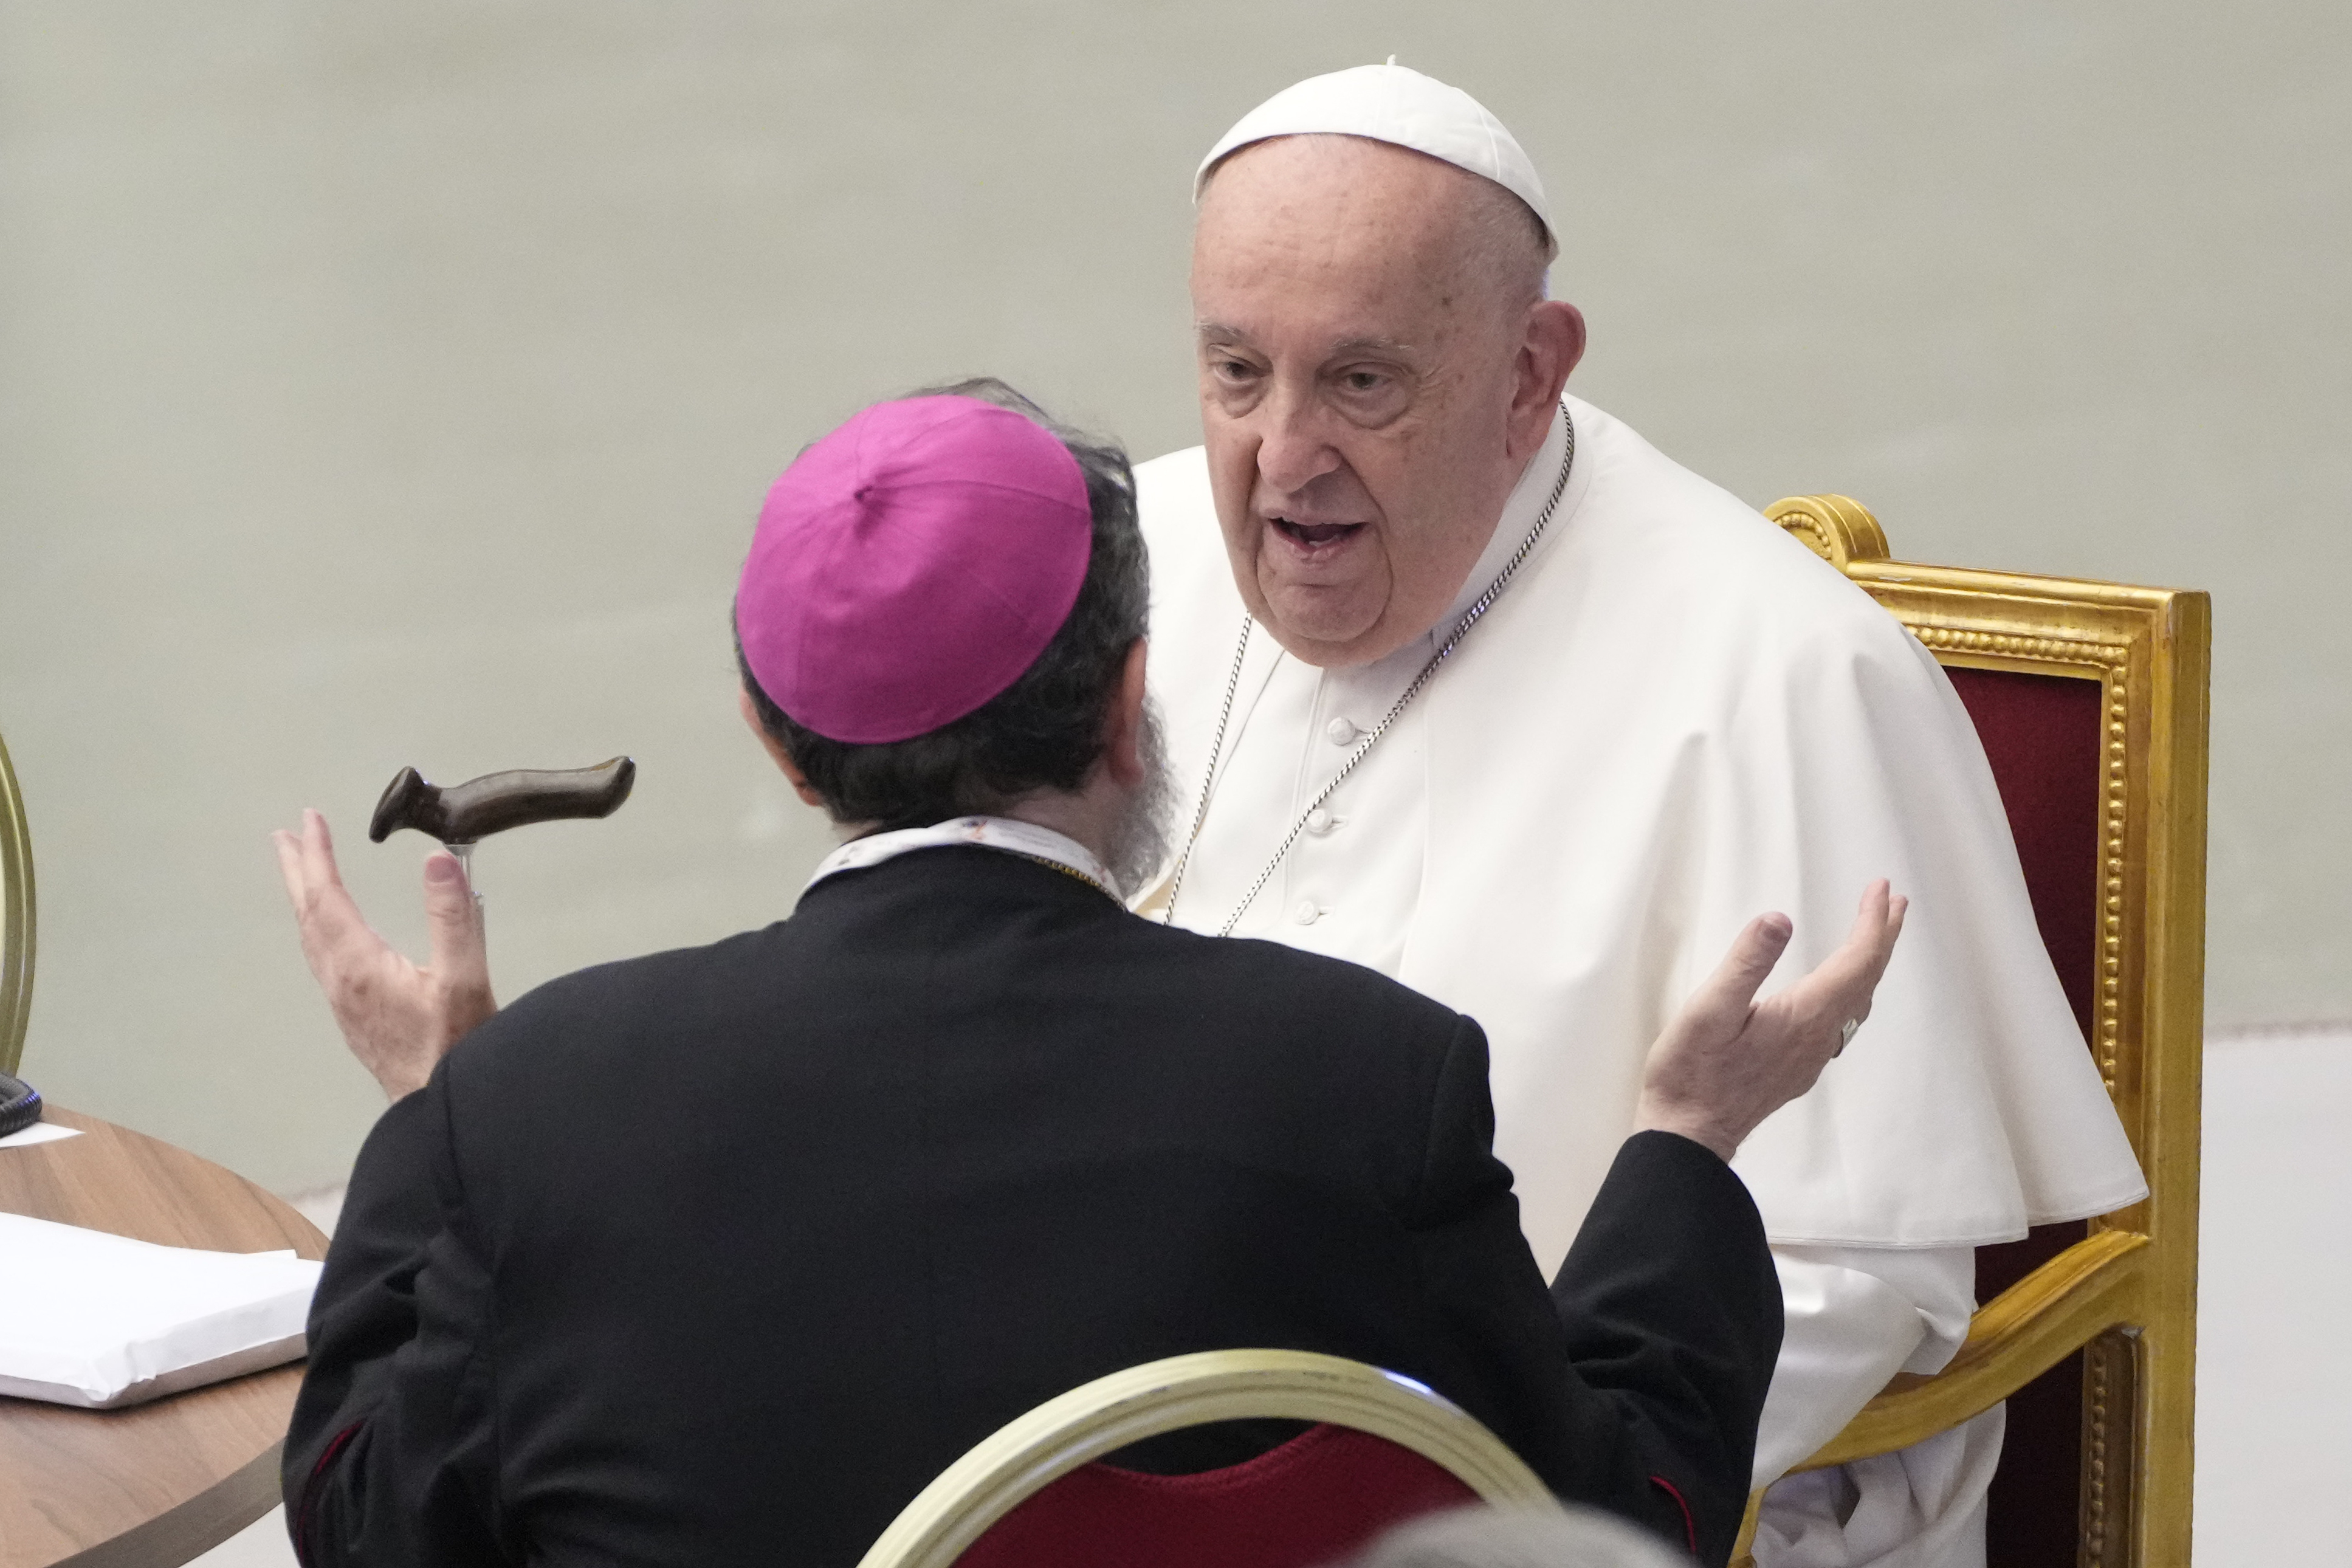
[1730,498,2209,1568]
[0,731,32,1077]
[856,1349,1559,1568]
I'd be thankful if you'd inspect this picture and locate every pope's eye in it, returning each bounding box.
[1343,371,1386,392]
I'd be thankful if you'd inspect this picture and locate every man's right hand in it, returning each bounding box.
[272,809,498,1101]
[1633,881,1908,1161]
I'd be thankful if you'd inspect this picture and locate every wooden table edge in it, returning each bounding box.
[55,1440,285,1568]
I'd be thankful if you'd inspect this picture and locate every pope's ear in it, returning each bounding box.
[1102,638,1150,788]
[738,685,830,810]
[1513,299,1584,452]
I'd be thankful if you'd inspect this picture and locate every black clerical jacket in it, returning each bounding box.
[286,846,1780,1567]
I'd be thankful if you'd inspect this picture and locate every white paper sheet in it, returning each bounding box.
[0,1121,83,1149]
[0,1212,322,1407]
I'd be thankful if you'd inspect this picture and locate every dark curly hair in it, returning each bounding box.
[735,377,1149,832]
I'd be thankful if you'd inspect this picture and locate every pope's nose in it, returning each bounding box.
[1253,405,1345,496]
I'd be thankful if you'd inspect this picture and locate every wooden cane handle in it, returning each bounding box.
[367,757,636,846]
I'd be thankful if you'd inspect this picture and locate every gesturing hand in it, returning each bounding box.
[1633,881,1908,1161]
[272,809,498,1101]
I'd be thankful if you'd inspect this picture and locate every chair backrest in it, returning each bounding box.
[855,1350,1559,1568]
[0,732,32,1077]
[1763,496,2208,1568]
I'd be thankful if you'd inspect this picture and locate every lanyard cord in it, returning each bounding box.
[1006,851,1115,899]
[1163,405,1575,936]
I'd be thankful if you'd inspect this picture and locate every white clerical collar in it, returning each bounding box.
[805,815,1119,901]
[1434,401,1574,634]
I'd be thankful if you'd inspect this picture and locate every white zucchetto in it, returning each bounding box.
[1195,63,1553,242]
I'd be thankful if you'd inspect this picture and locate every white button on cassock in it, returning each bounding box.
[1305,808,1335,835]
[1325,717,1360,745]
[1292,899,1320,925]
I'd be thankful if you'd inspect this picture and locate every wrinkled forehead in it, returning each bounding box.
[1192,137,1531,339]
[1198,140,1484,278]
[1196,134,1490,234]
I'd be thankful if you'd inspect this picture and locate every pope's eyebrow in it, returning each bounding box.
[1328,334,1418,360]
[1194,323,1421,362]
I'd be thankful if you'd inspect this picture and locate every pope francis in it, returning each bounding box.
[1136,65,2146,1567]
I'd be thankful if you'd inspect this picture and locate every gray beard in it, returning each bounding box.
[1102,698,1177,901]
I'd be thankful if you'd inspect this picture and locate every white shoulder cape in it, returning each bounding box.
[1136,396,2145,1263]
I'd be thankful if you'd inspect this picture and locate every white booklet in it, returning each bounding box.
[0,1212,325,1408]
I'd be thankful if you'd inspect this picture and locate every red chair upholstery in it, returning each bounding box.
[1945,666,2104,1568]
[958,1422,1477,1568]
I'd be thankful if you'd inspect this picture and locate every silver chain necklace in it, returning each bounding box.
[1163,405,1575,936]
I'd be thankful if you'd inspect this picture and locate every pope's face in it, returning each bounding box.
[1191,137,1549,668]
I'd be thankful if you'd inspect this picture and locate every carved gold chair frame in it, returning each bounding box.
[1731,497,2208,1568]
[0,732,32,1078]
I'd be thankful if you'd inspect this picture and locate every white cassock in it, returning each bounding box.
[1135,396,2147,1567]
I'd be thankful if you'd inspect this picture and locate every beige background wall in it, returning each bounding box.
[2,1,2345,1196]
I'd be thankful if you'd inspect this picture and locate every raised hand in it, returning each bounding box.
[1632,882,1908,1160]
[272,808,498,1101]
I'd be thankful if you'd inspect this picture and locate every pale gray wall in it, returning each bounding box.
[2,2,2344,1195]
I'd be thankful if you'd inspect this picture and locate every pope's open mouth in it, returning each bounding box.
[1271,517,1367,552]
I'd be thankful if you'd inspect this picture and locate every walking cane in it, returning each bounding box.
[366,757,636,894]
